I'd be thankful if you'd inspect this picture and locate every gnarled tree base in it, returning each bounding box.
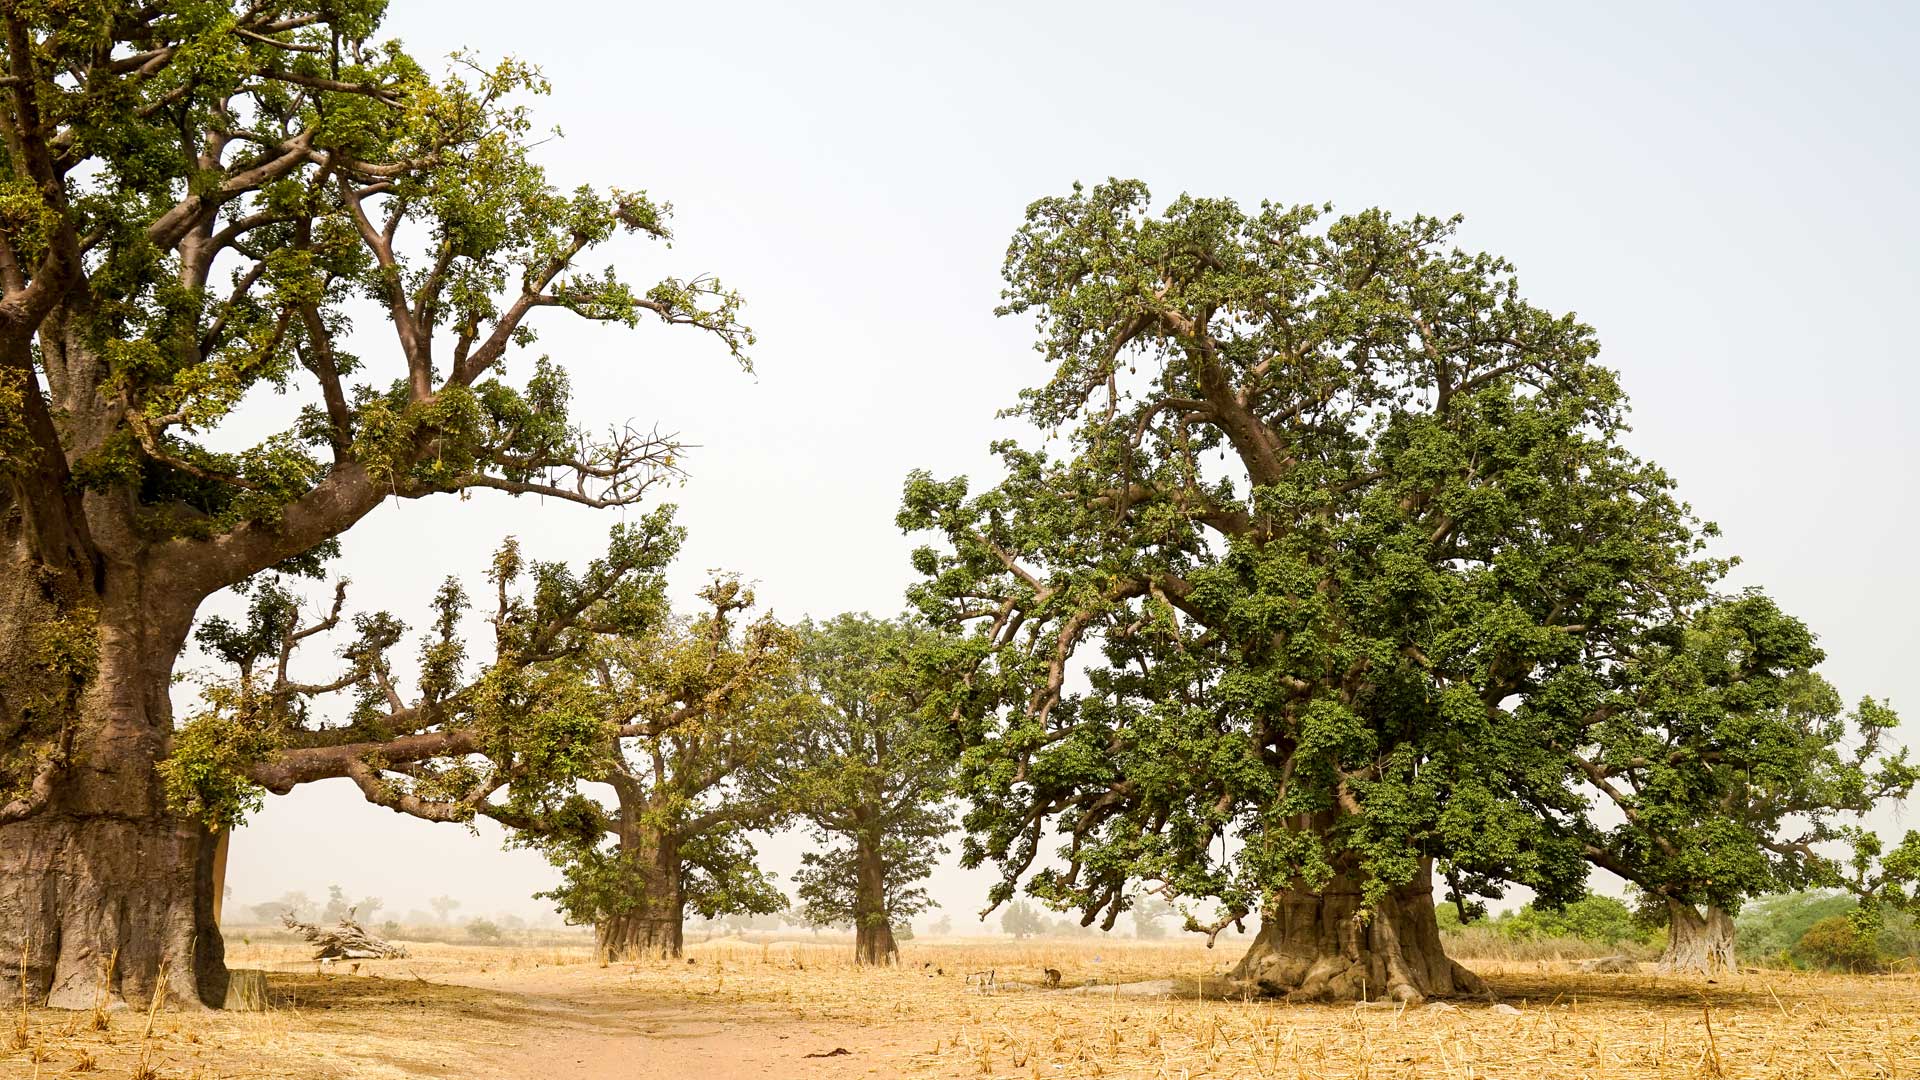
[854,921,898,966]
[1658,902,1734,975]
[1231,874,1488,1004]
[0,814,226,1009]
[596,911,683,961]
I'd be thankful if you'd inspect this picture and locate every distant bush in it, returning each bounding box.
[1001,901,1043,940]
[465,918,505,944]
[1794,916,1883,973]
[1439,893,1654,954]
[1878,910,1920,967]
[1440,925,1644,962]
[1492,895,1646,946]
[1734,891,1856,962]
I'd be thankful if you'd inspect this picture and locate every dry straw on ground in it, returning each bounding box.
[2,937,1914,1078]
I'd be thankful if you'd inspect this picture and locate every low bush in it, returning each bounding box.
[1794,916,1883,973]
[1438,893,1659,959]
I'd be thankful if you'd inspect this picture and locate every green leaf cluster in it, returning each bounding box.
[897,180,1907,937]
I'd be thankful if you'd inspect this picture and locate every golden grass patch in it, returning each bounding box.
[1,938,1913,1079]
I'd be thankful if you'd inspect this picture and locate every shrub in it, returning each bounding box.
[1794,916,1882,972]
[1474,895,1649,947]
[1734,891,1856,961]
[1001,901,1044,940]
[1877,909,1920,967]
[465,918,506,945]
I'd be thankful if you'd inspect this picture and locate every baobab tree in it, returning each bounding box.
[1574,591,1912,974]
[181,530,786,965]
[781,615,952,965]
[519,579,800,961]
[0,3,747,1007]
[898,181,1903,1002]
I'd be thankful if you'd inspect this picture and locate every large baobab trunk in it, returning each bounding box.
[0,540,227,1008]
[596,905,684,961]
[1231,858,1487,1003]
[1658,901,1735,975]
[595,830,685,961]
[852,837,898,966]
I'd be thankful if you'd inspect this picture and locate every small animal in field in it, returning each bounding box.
[1041,968,1062,989]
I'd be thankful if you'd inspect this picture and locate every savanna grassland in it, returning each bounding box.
[4,937,1914,1080]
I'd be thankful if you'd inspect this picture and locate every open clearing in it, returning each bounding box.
[4,938,1915,1079]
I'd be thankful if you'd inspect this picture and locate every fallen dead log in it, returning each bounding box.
[1573,956,1637,974]
[281,912,410,960]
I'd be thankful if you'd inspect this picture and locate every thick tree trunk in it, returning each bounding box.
[0,538,226,1008]
[595,827,684,960]
[596,906,684,961]
[1231,859,1487,1003]
[852,837,898,966]
[1658,901,1735,975]
[0,815,226,1008]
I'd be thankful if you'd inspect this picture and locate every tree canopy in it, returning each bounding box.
[1576,591,1912,937]
[2,0,751,824]
[895,179,1899,999]
[168,513,679,831]
[780,614,953,962]
[516,578,801,956]
[0,1,751,1005]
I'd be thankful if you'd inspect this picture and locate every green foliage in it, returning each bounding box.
[465,918,505,945]
[3,2,756,830]
[0,605,100,799]
[1484,895,1649,947]
[518,581,803,929]
[1735,890,1920,969]
[1793,916,1882,973]
[530,829,789,928]
[156,684,280,829]
[1001,900,1044,940]
[793,835,939,931]
[1581,592,1914,916]
[19,5,753,540]
[169,515,683,830]
[679,830,789,921]
[776,615,954,934]
[900,180,1748,933]
[1734,891,1859,962]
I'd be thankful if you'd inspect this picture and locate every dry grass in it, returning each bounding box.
[0,937,1914,1078]
[673,938,1920,1079]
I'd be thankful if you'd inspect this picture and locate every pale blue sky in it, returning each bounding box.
[222,0,1920,927]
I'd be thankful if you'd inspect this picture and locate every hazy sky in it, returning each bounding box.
[218,0,1920,928]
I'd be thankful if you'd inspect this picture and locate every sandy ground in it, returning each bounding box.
[3,942,935,1079]
[4,937,1917,1078]
[437,964,929,1080]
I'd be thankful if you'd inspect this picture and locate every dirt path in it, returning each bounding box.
[432,967,929,1080]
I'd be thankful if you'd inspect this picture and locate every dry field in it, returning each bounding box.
[4,937,1915,1079]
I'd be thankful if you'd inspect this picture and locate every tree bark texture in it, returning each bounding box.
[0,516,227,1008]
[1658,900,1735,975]
[852,836,898,966]
[1230,859,1488,1003]
[595,829,684,961]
